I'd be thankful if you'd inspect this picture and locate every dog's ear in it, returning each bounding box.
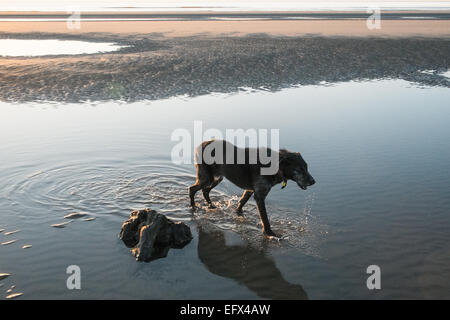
[278,152,289,188]
[278,155,287,189]
[278,149,291,189]
[278,151,290,172]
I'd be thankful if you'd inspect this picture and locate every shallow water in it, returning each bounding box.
[0,39,126,57]
[0,79,449,299]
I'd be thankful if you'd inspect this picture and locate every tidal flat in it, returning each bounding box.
[0,31,449,103]
[1,16,450,299]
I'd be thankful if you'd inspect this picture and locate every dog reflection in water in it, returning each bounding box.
[197,225,308,300]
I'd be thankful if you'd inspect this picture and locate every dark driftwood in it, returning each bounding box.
[119,208,192,262]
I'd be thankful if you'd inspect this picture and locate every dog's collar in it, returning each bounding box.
[278,170,287,189]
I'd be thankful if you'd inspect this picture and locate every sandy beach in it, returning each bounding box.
[1,18,450,38]
[2,9,450,302]
[0,14,449,103]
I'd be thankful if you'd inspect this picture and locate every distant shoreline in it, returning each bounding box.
[1,19,449,38]
[1,11,450,21]
[1,10,449,39]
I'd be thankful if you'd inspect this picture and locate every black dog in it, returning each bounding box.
[189,140,315,237]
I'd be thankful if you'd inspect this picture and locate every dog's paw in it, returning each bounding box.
[267,235,283,241]
[207,204,217,209]
[263,229,280,239]
[235,208,243,216]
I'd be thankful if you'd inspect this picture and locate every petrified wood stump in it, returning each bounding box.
[119,208,192,262]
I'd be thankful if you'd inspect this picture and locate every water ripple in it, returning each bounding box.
[1,159,324,255]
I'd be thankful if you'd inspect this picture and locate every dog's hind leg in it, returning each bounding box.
[189,164,213,208]
[202,176,223,209]
[236,190,253,215]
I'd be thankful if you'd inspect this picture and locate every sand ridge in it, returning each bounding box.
[0,19,449,38]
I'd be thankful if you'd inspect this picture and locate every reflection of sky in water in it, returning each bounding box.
[0,39,125,57]
[0,79,449,299]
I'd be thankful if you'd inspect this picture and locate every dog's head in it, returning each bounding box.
[279,150,315,190]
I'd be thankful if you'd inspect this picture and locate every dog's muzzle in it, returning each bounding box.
[295,174,315,190]
[299,185,307,190]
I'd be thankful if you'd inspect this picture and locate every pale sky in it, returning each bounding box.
[2,1,450,11]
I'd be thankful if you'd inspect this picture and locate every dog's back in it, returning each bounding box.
[193,139,279,189]
[194,139,277,167]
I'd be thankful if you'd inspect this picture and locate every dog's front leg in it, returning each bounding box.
[253,185,277,237]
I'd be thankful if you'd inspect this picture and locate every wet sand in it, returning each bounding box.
[0,17,449,103]
[1,19,450,37]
